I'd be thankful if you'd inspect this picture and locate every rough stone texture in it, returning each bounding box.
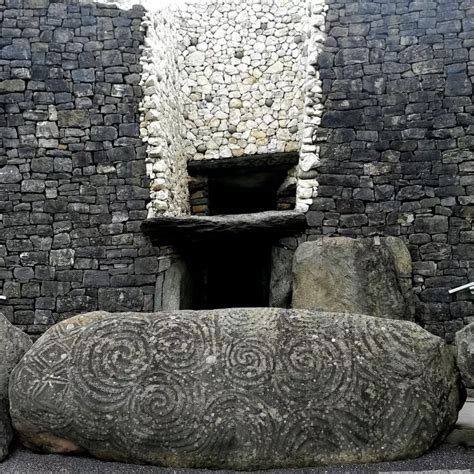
[139,7,190,217]
[292,237,415,320]
[0,313,32,461]
[10,309,462,469]
[307,0,474,341]
[456,322,474,388]
[1,0,473,341]
[141,211,307,245]
[140,0,317,216]
[269,246,294,308]
[178,0,306,162]
[0,1,161,336]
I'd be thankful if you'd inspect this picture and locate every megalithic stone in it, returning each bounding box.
[0,313,32,461]
[455,322,474,389]
[9,309,462,469]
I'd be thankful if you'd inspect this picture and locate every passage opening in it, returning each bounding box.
[187,153,298,216]
[184,240,271,309]
[208,169,289,215]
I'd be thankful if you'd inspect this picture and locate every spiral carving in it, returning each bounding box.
[70,317,151,412]
[353,317,435,381]
[200,391,275,460]
[277,318,354,404]
[151,313,215,373]
[224,337,275,389]
[8,309,461,469]
[122,371,203,452]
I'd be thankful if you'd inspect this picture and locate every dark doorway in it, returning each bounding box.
[187,152,299,215]
[185,240,271,309]
[208,168,289,215]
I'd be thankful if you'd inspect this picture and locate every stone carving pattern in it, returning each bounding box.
[10,309,458,468]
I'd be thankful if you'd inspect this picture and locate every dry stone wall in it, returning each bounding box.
[177,0,306,162]
[306,0,474,341]
[0,0,473,341]
[0,0,160,335]
[139,9,190,217]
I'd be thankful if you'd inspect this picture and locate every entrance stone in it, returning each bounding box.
[292,237,415,320]
[10,309,461,469]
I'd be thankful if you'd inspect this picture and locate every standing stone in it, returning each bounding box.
[269,246,294,308]
[0,313,32,461]
[455,323,474,388]
[292,237,415,320]
[10,309,462,469]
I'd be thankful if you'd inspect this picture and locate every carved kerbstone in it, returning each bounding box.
[10,309,462,469]
[0,313,32,461]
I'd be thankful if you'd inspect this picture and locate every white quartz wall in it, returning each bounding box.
[178,0,306,161]
[295,0,327,212]
[138,0,326,215]
[140,10,190,217]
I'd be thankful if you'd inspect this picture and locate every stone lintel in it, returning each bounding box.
[187,152,299,176]
[141,210,306,246]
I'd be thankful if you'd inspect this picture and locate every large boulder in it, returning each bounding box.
[292,237,415,320]
[10,309,462,469]
[0,313,32,461]
[455,322,474,388]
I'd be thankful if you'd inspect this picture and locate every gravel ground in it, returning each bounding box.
[1,444,473,474]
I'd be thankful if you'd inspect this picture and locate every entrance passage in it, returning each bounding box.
[185,241,271,309]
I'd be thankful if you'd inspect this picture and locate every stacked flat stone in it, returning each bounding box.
[0,0,160,335]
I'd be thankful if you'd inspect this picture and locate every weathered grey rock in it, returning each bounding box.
[269,246,294,308]
[57,110,90,128]
[91,126,118,142]
[1,40,30,60]
[36,122,59,139]
[10,309,462,469]
[292,237,415,320]
[0,80,25,93]
[0,166,22,184]
[0,313,32,461]
[455,323,474,388]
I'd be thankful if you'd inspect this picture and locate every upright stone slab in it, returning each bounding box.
[0,313,32,461]
[10,309,462,469]
[455,322,474,388]
[292,237,415,320]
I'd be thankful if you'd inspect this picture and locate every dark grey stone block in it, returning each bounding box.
[91,126,118,141]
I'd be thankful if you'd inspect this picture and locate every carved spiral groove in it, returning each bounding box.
[71,318,151,411]
[224,337,275,388]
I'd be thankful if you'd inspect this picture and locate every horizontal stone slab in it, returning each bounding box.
[187,152,299,176]
[141,210,307,245]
